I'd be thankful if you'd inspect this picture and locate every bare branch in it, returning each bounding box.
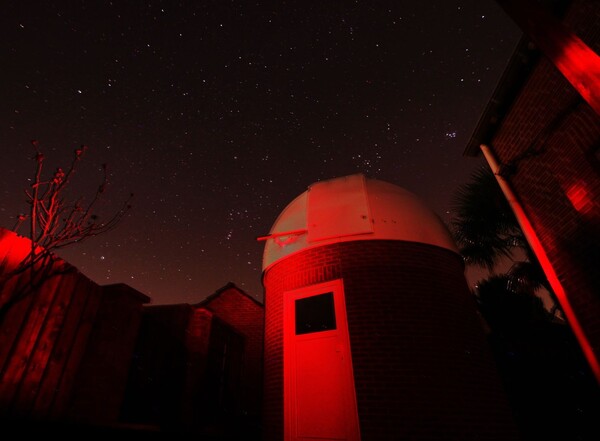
[1,142,133,319]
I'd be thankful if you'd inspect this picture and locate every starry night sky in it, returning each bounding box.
[1,1,522,304]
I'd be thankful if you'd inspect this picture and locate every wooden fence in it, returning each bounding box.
[0,227,149,425]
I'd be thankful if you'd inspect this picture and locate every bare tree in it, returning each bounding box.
[0,140,132,319]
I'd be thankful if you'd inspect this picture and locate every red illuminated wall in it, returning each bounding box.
[0,228,149,424]
[482,0,600,375]
[0,228,264,434]
[263,240,518,441]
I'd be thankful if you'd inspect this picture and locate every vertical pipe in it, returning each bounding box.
[480,143,600,384]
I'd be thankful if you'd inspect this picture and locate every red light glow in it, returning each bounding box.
[497,0,600,116]
[0,230,34,272]
[481,145,600,384]
[566,182,594,214]
[283,280,361,441]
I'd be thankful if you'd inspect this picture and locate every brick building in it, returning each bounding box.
[259,174,518,441]
[0,227,264,437]
[465,0,600,381]
[120,282,264,437]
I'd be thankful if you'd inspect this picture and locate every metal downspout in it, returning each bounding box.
[480,143,600,384]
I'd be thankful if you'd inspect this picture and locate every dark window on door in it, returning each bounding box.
[295,292,336,335]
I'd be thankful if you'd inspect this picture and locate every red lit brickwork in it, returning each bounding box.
[488,0,600,373]
[263,240,518,441]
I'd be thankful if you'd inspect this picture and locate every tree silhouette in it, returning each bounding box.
[450,166,558,314]
[0,140,132,320]
[450,166,600,440]
[451,166,523,270]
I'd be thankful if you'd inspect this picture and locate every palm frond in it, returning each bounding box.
[450,166,524,268]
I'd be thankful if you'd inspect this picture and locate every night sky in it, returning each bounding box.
[1,1,521,304]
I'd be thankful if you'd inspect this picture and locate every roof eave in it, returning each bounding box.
[464,36,541,157]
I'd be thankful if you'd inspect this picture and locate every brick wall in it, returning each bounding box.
[202,286,264,421]
[490,0,600,366]
[263,240,517,441]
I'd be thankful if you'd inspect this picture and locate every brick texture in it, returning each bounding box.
[490,0,600,368]
[200,285,265,421]
[263,240,517,441]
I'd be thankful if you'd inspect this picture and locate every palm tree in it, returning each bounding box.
[450,166,523,270]
[451,167,600,440]
[450,166,559,316]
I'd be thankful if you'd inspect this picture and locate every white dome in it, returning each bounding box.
[261,174,458,270]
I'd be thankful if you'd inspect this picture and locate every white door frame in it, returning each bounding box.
[283,278,361,441]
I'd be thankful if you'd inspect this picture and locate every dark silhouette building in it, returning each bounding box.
[120,282,264,437]
[0,227,149,427]
[0,227,264,438]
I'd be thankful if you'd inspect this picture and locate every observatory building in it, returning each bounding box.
[260,174,517,441]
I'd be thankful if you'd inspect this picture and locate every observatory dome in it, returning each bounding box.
[262,173,458,270]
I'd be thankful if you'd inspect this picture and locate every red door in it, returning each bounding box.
[284,279,360,441]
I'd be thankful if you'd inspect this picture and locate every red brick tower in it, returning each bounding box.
[260,174,517,441]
